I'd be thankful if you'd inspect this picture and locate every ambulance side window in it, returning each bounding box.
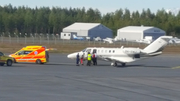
[23,51,32,55]
[0,52,4,56]
[18,51,24,55]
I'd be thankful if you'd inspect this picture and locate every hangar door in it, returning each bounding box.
[119,32,142,40]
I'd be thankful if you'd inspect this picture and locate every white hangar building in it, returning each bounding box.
[62,23,112,39]
[117,26,166,41]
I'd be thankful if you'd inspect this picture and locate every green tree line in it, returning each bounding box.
[1,4,180,37]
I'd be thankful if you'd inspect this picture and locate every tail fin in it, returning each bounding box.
[143,36,172,54]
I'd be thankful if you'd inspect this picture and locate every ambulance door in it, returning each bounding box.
[0,52,4,63]
[16,50,25,62]
[23,51,33,62]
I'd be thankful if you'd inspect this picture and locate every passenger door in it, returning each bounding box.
[16,51,26,62]
[84,49,92,58]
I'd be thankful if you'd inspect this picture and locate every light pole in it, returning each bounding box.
[25,33,27,44]
[8,33,11,44]
[46,33,49,44]
[55,34,59,44]
[51,34,54,44]
[19,33,21,38]
[1,32,3,43]
[39,33,42,44]
[30,33,34,44]
[14,33,19,43]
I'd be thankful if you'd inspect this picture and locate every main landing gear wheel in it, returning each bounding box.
[121,63,126,67]
[114,62,117,67]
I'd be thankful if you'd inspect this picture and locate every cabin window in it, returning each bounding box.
[109,50,111,53]
[64,34,66,36]
[93,49,97,53]
[68,34,70,36]
[98,50,100,53]
[113,50,115,53]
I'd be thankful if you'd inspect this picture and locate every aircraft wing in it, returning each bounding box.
[98,55,135,63]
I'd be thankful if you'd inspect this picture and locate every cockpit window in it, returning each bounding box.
[86,49,91,53]
[17,51,32,55]
[82,48,87,52]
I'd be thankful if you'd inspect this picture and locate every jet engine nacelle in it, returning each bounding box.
[123,48,141,55]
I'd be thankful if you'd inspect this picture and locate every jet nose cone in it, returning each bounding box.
[67,52,78,59]
[67,54,74,59]
[67,54,71,58]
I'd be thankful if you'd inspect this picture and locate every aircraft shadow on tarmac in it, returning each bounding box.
[120,64,170,68]
[8,63,171,68]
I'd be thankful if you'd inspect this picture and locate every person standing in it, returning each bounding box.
[76,53,80,66]
[80,53,84,65]
[92,52,95,65]
[87,52,92,66]
[94,52,97,65]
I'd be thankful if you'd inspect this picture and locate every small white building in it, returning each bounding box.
[60,32,76,40]
[62,22,112,40]
[117,26,166,41]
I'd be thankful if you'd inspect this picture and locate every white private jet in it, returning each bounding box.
[135,39,152,44]
[103,36,118,44]
[67,36,172,67]
[93,37,102,41]
[135,36,153,44]
[169,37,180,44]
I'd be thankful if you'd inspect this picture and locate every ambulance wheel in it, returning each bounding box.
[36,59,42,64]
[7,59,12,66]
[0,63,4,66]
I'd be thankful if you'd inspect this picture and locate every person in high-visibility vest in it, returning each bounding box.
[87,52,92,66]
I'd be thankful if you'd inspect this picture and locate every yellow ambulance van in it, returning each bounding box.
[9,46,49,64]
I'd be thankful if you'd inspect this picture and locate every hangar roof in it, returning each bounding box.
[63,23,101,30]
[118,26,165,33]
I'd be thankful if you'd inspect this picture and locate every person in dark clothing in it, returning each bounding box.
[45,51,49,62]
[94,52,97,65]
[76,53,80,66]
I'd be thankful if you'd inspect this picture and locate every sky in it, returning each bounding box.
[1,0,180,15]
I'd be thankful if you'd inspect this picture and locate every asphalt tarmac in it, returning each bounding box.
[1,54,180,101]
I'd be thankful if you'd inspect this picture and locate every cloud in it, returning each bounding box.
[166,8,180,15]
